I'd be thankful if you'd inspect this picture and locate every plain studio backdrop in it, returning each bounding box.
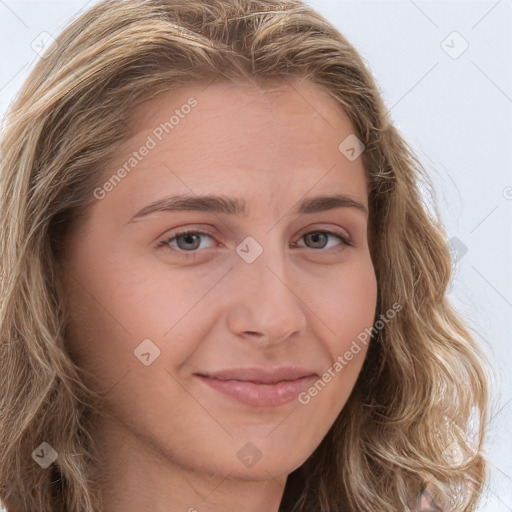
[0,1,511,511]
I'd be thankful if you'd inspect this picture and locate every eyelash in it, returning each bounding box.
[157,228,353,254]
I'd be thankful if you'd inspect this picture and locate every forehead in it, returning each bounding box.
[130,77,345,129]
[90,78,369,228]
[120,78,365,178]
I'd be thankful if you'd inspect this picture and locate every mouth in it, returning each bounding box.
[195,367,317,407]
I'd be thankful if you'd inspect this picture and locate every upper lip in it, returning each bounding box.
[196,367,317,385]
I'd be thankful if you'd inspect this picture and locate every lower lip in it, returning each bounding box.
[196,375,317,407]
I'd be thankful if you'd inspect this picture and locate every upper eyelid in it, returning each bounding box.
[162,222,352,238]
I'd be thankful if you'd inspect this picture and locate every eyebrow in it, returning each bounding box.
[127,193,368,224]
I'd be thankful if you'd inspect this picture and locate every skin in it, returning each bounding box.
[59,77,378,512]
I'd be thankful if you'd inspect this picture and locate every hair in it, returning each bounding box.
[0,0,492,511]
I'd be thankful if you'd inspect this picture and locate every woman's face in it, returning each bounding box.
[60,78,377,485]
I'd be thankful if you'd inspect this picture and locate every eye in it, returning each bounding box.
[293,230,352,250]
[157,229,216,252]
[157,228,352,254]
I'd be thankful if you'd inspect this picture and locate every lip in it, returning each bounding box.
[195,367,318,407]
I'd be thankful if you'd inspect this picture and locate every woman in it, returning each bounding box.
[0,0,490,511]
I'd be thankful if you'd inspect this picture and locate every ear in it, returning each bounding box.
[414,488,443,512]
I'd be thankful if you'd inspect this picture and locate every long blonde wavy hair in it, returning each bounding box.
[0,0,491,511]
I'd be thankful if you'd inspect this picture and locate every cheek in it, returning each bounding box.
[323,255,378,343]
[61,251,162,388]
[62,254,212,390]
[62,278,135,390]
[318,256,377,385]
[294,260,377,448]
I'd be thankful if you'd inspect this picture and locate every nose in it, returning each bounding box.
[226,242,308,347]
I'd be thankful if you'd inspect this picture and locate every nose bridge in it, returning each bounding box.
[237,229,289,294]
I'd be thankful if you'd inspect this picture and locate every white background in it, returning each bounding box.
[1,1,511,510]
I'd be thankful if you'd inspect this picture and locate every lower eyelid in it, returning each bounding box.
[295,231,352,248]
[157,230,214,249]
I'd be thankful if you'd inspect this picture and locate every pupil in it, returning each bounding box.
[308,232,326,248]
[180,234,199,250]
